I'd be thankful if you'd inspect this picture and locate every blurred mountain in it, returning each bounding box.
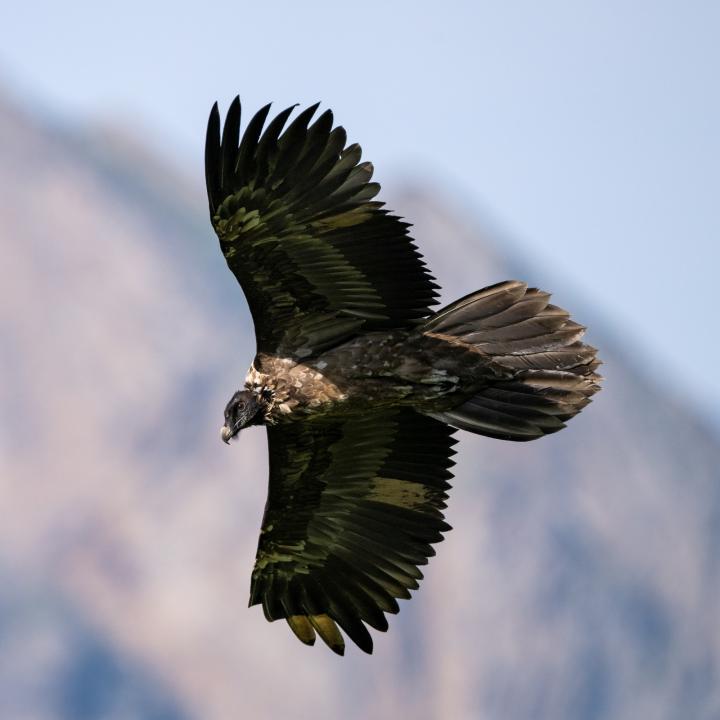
[2,88,719,720]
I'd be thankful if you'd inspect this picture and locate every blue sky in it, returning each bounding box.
[3,0,719,428]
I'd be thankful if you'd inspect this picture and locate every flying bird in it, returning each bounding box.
[204,97,601,655]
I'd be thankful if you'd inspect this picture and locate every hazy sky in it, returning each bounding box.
[3,1,719,428]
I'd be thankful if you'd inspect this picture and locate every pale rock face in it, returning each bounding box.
[2,93,720,720]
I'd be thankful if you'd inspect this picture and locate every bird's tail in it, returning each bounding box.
[422,280,602,441]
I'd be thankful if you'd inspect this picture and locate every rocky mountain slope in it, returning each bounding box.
[2,90,719,720]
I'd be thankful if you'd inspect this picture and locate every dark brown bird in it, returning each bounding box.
[205,97,602,655]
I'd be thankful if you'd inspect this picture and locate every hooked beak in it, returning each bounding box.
[221,425,235,444]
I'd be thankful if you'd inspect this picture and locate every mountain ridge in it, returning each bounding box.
[2,89,718,720]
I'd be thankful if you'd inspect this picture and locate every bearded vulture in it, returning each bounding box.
[204,97,602,655]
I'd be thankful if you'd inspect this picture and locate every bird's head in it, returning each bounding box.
[221,389,266,443]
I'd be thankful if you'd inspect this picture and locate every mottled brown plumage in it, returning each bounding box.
[205,98,602,655]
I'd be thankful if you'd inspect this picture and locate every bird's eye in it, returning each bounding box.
[236,401,246,411]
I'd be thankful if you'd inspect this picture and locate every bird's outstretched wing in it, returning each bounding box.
[205,97,439,357]
[250,409,457,654]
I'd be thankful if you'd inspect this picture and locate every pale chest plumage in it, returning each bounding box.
[245,354,349,423]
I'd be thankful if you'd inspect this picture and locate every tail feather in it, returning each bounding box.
[463,321,586,354]
[492,342,598,372]
[424,281,528,330]
[424,280,601,441]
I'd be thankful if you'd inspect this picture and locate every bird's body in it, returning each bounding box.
[246,329,494,423]
[205,97,602,655]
